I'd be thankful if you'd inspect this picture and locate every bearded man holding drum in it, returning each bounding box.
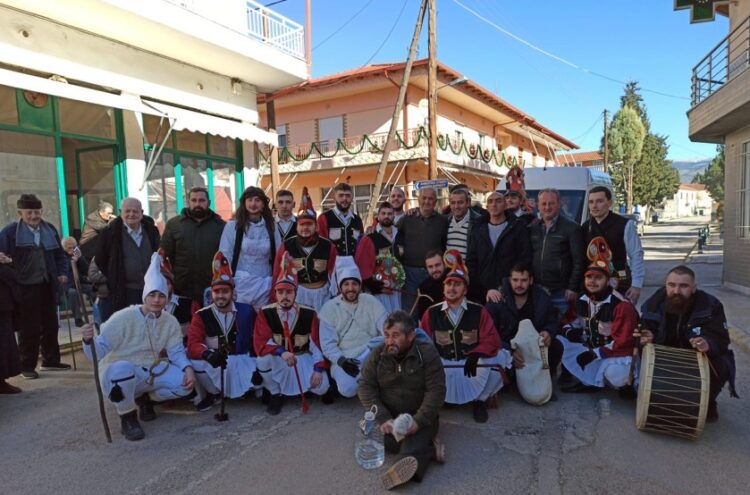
[639,265,738,423]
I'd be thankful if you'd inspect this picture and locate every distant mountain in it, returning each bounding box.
[671,159,711,183]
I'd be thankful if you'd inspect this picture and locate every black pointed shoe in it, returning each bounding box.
[472,400,488,423]
[120,411,145,441]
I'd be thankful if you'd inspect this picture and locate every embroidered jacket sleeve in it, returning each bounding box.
[309,314,327,369]
[186,312,209,359]
[598,301,637,358]
[354,235,376,281]
[253,310,282,357]
[420,310,433,338]
[328,243,338,278]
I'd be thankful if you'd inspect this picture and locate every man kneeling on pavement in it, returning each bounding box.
[254,253,331,415]
[639,265,738,422]
[557,261,637,394]
[187,252,260,412]
[81,252,195,441]
[358,310,446,490]
[420,250,508,423]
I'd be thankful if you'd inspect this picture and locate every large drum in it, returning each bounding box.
[636,344,710,440]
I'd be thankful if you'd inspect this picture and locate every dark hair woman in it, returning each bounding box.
[218,187,281,311]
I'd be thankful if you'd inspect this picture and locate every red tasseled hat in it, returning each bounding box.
[275,251,298,289]
[297,186,316,223]
[443,249,469,285]
[211,251,234,288]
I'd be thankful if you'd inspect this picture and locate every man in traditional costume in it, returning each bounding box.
[557,261,637,394]
[317,183,364,256]
[255,253,330,415]
[273,200,337,311]
[81,252,196,441]
[420,250,507,423]
[355,201,402,313]
[187,252,258,411]
[319,258,386,398]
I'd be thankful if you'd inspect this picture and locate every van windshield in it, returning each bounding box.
[525,190,586,224]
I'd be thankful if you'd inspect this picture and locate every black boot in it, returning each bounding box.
[472,400,488,423]
[267,394,283,415]
[120,411,145,441]
[136,394,156,421]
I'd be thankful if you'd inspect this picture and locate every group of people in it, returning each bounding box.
[0,181,738,490]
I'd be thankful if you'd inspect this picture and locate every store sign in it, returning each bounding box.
[415,179,449,190]
[674,0,728,23]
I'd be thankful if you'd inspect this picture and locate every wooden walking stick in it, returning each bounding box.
[71,257,112,443]
[620,324,642,400]
[283,320,309,414]
[61,291,77,370]
[214,363,228,422]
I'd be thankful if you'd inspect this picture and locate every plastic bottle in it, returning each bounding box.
[355,405,385,469]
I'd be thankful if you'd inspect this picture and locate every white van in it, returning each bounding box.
[521,167,613,224]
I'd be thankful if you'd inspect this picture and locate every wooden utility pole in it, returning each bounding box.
[364,0,428,226]
[266,97,280,200]
[427,0,438,180]
[603,109,609,173]
[305,0,312,79]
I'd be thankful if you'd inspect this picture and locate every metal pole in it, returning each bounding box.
[364,0,428,227]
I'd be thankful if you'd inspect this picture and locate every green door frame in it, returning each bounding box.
[74,144,119,229]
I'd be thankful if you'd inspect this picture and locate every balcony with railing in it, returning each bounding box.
[164,0,305,60]
[688,15,750,142]
[257,126,524,176]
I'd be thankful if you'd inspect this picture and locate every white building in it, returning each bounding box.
[662,183,713,219]
[0,0,307,235]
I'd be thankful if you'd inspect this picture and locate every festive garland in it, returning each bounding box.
[260,125,525,168]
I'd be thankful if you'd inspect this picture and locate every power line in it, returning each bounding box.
[360,0,410,66]
[570,112,604,142]
[313,0,376,51]
[452,0,690,101]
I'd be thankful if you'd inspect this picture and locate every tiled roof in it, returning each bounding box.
[559,151,603,163]
[679,183,707,191]
[262,59,577,150]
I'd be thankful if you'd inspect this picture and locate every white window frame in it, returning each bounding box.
[738,141,750,239]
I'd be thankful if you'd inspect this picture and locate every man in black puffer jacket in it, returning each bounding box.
[95,198,159,319]
[466,191,530,303]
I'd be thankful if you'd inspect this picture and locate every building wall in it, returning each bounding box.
[723,124,750,291]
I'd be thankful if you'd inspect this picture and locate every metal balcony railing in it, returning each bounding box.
[163,0,305,60]
[692,15,750,107]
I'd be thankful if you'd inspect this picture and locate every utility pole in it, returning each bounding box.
[603,109,609,173]
[305,0,312,79]
[266,97,280,201]
[427,0,438,180]
[364,0,428,226]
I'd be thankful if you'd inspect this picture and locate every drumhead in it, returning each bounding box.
[635,344,655,429]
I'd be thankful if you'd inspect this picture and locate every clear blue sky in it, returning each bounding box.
[273,0,729,161]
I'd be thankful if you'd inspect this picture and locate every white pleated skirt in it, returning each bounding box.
[296,284,331,312]
[442,352,510,404]
[558,336,632,388]
[192,354,257,399]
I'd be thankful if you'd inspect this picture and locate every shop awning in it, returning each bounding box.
[0,67,277,146]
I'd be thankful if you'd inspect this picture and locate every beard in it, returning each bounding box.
[512,287,529,297]
[335,202,350,213]
[190,207,208,219]
[665,293,692,314]
[379,218,393,228]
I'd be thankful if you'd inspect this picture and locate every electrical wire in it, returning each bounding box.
[452,0,690,101]
[313,0,377,51]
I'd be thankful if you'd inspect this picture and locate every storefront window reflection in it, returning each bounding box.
[59,98,115,140]
[0,130,60,229]
[146,153,177,233]
[0,85,18,125]
[212,163,235,220]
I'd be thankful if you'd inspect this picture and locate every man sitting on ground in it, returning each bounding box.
[359,310,446,490]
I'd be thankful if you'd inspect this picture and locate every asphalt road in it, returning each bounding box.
[2,216,748,495]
